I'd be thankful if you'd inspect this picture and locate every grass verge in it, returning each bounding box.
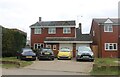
[0,57,33,68]
[90,58,120,75]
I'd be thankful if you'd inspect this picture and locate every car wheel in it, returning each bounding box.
[51,58,54,60]
[38,58,41,60]
[57,58,60,60]
[76,59,79,61]
[90,59,94,62]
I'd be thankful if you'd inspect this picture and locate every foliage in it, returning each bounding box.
[2,27,26,57]
[1,57,32,68]
[90,58,120,75]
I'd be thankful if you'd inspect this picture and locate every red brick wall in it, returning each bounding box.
[101,25,119,58]
[90,20,101,57]
[31,27,75,48]
[90,20,119,58]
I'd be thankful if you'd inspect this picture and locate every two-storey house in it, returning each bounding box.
[30,17,92,57]
[90,18,120,58]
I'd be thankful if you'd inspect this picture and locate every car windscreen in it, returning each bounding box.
[22,51,34,55]
[78,47,91,52]
[60,49,70,52]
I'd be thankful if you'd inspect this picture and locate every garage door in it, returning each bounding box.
[76,44,90,50]
[59,43,73,50]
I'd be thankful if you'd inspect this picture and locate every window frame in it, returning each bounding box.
[104,24,113,32]
[48,27,56,34]
[63,27,71,34]
[46,44,51,49]
[34,43,44,49]
[53,45,57,50]
[105,43,117,51]
[34,28,42,34]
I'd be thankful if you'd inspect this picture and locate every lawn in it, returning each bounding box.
[0,57,33,68]
[90,58,120,75]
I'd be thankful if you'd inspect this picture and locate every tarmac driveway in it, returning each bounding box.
[24,58,93,74]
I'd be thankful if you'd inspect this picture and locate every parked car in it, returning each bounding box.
[17,48,36,61]
[57,47,72,60]
[76,46,94,61]
[37,48,54,60]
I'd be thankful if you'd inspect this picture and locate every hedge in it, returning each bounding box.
[2,27,27,57]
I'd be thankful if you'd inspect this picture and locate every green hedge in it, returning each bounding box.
[2,27,26,57]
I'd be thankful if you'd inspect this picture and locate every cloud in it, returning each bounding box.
[0,0,119,38]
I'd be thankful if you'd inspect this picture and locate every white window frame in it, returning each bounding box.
[46,44,51,49]
[104,24,113,32]
[53,45,57,50]
[48,28,56,34]
[34,43,44,49]
[34,28,42,34]
[63,27,71,34]
[105,43,117,51]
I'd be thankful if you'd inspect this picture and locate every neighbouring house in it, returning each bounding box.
[30,17,92,57]
[90,18,120,58]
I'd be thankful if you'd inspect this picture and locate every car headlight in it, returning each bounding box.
[77,52,81,56]
[90,53,94,57]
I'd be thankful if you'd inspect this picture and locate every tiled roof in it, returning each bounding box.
[30,20,76,27]
[93,18,118,24]
[44,37,75,41]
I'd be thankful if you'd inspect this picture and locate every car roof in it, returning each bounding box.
[22,48,32,50]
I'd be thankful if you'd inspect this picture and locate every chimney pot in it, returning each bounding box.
[79,23,81,29]
[39,17,41,21]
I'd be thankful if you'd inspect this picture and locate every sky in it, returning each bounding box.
[0,0,119,40]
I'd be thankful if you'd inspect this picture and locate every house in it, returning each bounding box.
[30,17,92,57]
[90,18,120,58]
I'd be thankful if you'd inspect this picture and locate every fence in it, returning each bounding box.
[91,45,98,58]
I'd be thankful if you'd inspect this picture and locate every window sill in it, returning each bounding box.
[105,50,118,52]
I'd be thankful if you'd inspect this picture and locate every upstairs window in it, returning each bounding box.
[63,27,71,34]
[104,24,113,32]
[48,28,56,34]
[34,28,41,34]
[105,43,117,51]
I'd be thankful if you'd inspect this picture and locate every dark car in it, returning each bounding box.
[76,46,94,61]
[17,48,36,61]
[37,48,54,60]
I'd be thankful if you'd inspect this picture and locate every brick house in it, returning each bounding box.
[90,18,120,58]
[30,17,92,57]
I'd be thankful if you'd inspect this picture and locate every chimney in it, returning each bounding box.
[79,23,81,29]
[39,17,42,21]
[78,23,82,34]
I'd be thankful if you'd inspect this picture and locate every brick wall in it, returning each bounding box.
[31,27,75,47]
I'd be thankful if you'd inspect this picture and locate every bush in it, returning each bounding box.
[2,27,26,57]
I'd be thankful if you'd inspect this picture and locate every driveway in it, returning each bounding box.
[24,58,93,75]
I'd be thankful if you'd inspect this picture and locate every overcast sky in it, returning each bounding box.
[0,0,119,39]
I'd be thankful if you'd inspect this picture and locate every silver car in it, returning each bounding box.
[76,46,94,61]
